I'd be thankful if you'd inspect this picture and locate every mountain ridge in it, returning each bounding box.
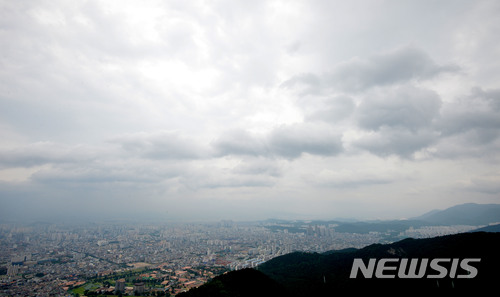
[179,232,500,296]
[411,203,500,225]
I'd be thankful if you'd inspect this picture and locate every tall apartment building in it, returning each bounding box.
[115,278,126,293]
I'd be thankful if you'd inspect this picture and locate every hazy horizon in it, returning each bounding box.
[1,1,500,223]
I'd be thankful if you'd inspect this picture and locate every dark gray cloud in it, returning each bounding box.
[212,130,268,157]
[268,124,343,159]
[280,46,453,160]
[353,128,439,158]
[352,86,500,159]
[231,158,283,177]
[357,86,442,132]
[282,46,459,95]
[420,87,500,159]
[31,166,160,184]
[280,73,323,96]
[305,166,397,189]
[438,87,500,143]
[0,142,95,168]
[112,131,207,160]
[192,176,276,189]
[317,176,393,189]
[325,45,459,92]
[214,123,343,159]
[306,96,355,123]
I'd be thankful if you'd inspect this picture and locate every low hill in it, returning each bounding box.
[176,268,289,297]
[258,232,500,295]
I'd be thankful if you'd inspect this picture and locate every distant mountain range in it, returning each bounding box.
[262,203,500,241]
[269,203,500,227]
[412,203,500,226]
[179,232,500,296]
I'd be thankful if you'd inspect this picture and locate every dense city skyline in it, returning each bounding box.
[1,218,484,295]
[1,0,500,222]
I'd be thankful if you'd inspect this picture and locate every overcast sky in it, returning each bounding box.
[1,0,499,222]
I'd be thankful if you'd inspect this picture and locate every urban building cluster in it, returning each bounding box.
[398,225,479,238]
[0,220,475,296]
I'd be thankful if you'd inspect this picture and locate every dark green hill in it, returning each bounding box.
[258,232,500,295]
[180,232,500,296]
[176,268,289,297]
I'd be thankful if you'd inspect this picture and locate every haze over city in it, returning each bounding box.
[1,0,499,222]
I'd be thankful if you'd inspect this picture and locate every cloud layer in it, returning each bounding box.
[1,0,499,221]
